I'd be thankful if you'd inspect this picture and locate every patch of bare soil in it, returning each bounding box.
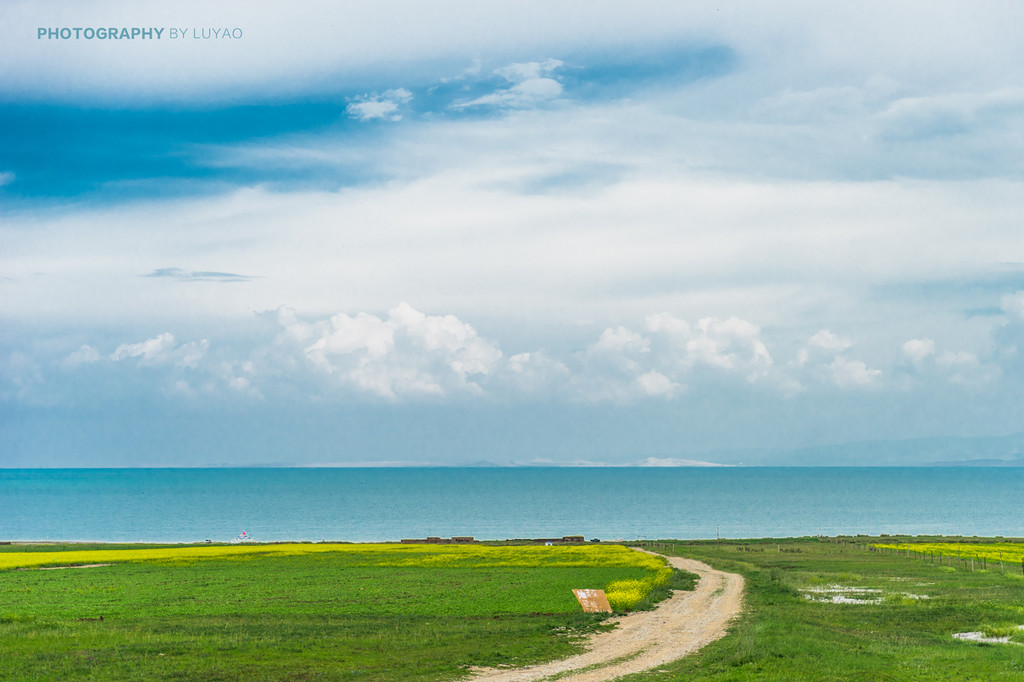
[472,550,744,681]
[37,563,112,570]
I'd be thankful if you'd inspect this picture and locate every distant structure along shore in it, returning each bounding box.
[400,535,586,544]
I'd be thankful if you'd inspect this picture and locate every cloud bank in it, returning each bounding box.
[2,1,1023,464]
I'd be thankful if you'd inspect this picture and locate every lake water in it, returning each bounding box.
[2,467,1023,543]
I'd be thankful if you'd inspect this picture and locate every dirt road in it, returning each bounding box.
[472,552,744,682]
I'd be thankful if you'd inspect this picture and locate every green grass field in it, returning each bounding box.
[0,542,686,681]
[620,537,1024,681]
[7,538,1024,680]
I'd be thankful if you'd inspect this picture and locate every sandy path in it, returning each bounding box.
[471,551,744,682]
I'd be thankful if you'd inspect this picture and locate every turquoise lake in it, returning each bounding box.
[2,467,1022,543]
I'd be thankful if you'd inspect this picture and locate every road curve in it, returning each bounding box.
[471,551,744,682]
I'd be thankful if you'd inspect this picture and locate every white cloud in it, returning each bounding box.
[918,349,999,387]
[505,351,571,394]
[646,313,772,380]
[794,329,853,367]
[228,376,251,391]
[440,58,483,83]
[453,79,562,109]
[636,370,680,397]
[111,333,208,368]
[874,88,1024,141]
[570,313,781,401]
[645,312,691,339]
[389,303,500,378]
[791,329,884,390]
[63,344,100,367]
[175,340,209,369]
[808,329,853,353]
[687,317,772,377]
[453,59,564,109]
[592,326,650,354]
[171,379,196,398]
[347,99,399,121]
[0,171,14,186]
[751,78,896,124]
[111,333,178,364]
[288,303,502,399]
[828,357,881,388]
[306,312,394,364]
[494,59,563,83]
[901,338,935,364]
[895,339,1001,388]
[1002,291,1024,320]
[275,307,317,344]
[346,88,413,122]
[1,351,45,403]
[936,350,978,367]
[574,326,655,401]
[507,351,538,373]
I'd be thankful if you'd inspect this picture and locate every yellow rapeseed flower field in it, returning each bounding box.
[0,542,666,572]
[605,565,673,610]
[873,541,1024,565]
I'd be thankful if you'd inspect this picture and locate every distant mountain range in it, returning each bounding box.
[260,432,1024,468]
[709,432,1024,467]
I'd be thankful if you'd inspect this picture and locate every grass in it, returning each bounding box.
[0,542,687,680]
[618,537,1024,681]
[14,537,1024,680]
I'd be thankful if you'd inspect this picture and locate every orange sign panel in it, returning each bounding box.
[572,588,612,613]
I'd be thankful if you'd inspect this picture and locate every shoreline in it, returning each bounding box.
[7,534,1024,547]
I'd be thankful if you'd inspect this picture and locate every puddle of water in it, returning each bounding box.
[800,585,929,605]
[954,625,1024,645]
[802,585,882,604]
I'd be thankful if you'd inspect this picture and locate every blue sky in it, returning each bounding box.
[2,1,1024,466]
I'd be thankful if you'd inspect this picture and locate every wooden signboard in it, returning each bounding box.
[572,588,612,613]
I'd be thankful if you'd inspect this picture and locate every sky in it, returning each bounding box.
[2,1,1024,466]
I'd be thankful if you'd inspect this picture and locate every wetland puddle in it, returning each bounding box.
[800,585,929,604]
[954,625,1024,645]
